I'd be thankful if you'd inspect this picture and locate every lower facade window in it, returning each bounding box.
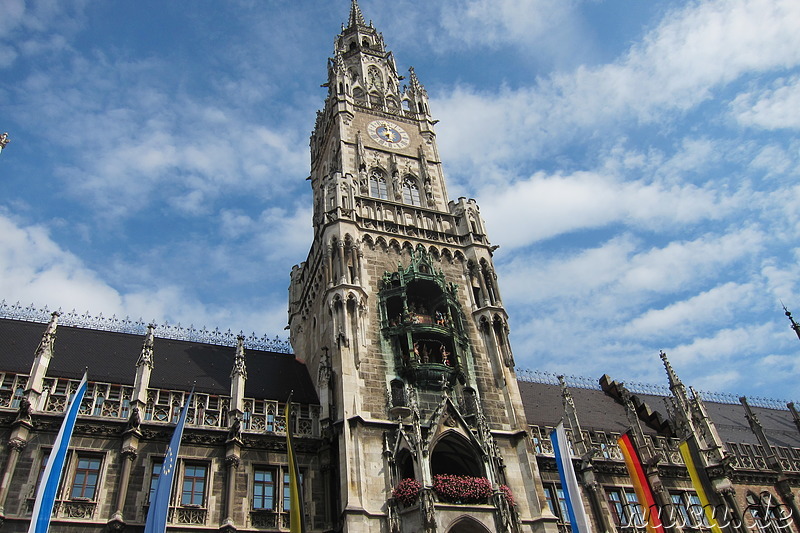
[71,456,102,500]
[251,467,304,514]
[148,460,163,504]
[670,491,707,529]
[543,483,571,526]
[253,468,276,510]
[606,487,643,529]
[181,464,207,506]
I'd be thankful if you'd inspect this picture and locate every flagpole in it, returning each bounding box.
[285,391,306,533]
[28,371,89,533]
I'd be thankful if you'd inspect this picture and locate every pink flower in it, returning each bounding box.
[432,474,493,504]
[500,484,515,506]
[392,478,422,507]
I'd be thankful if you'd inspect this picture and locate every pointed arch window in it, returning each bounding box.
[369,169,388,200]
[402,177,421,206]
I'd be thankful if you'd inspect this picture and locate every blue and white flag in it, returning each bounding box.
[28,371,89,533]
[550,421,593,533]
[144,388,193,533]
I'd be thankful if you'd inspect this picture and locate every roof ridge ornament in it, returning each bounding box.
[0,300,292,353]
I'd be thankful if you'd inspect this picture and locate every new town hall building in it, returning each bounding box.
[1,2,799,532]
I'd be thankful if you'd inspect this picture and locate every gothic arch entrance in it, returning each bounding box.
[446,516,492,533]
[430,431,483,477]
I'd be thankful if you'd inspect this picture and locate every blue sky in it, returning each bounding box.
[1,0,799,401]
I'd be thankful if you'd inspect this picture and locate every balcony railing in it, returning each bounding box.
[1,374,319,437]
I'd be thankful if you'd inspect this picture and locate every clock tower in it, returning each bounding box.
[288,2,557,532]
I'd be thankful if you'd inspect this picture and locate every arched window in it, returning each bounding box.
[396,449,415,481]
[369,169,388,200]
[402,177,421,206]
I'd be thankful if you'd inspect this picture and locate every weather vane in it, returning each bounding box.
[0,132,10,154]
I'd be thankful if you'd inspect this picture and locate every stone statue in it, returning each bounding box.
[228,415,242,441]
[16,396,32,422]
[127,406,141,431]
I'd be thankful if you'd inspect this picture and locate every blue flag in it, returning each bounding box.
[28,371,89,533]
[144,389,194,533]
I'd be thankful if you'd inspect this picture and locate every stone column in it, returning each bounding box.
[0,433,29,521]
[775,476,800,532]
[220,416,242,532]
[107,435,139,531]
[326,244,334,287]
[337,241,347,284]
[582,475,615,533]
[475,268,489,307]
[718,487,747,533]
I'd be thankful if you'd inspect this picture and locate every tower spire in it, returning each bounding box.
[348,0,366,28]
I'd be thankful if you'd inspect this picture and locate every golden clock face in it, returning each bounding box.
[368,120,410,149]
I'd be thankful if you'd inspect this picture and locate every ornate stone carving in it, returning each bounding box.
[121,446,138,460]
[7,437,27,451]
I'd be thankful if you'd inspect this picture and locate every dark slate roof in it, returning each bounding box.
[0,318,318,405]
[518,380,659,435]
[518,378,800,449]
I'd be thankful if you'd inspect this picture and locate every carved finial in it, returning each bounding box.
[231,334,247,379]
[348,0,366,28]
[782,302,800,341]
[659,350,683,389]
[334,50,345,73]
[0,132,10,152]
[408,66,425,93]
[557,375,573,407]
[136,323,156,368]
[34,311,60,360]
[740,396,781,470]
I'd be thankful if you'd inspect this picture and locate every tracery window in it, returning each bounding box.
[369,169,388,200]
[402,177,421,206]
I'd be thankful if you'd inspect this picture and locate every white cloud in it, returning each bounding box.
[480,170,738,249]
[0,214,122,313]
[620,228,764,293]
[622,282,757,339]
[0,213,290,336]
[434,0,800,175]
[731,75,800,130]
